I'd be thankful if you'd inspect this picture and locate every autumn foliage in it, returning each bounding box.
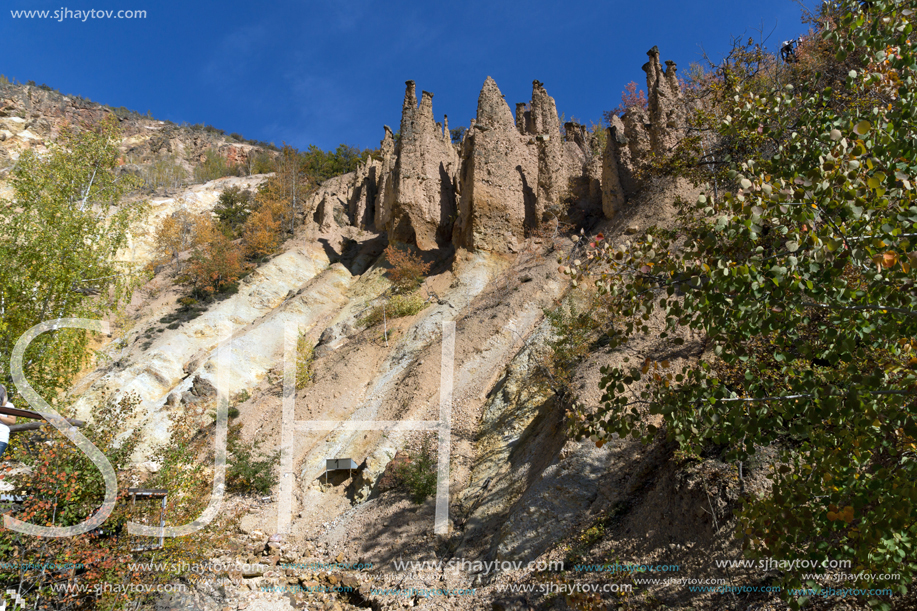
[186,223,249,294]
[604,80,648,121]
[241,203,282,259]
[384,243,431,293]
[151,210,249,295]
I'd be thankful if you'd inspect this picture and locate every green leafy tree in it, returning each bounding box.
[214,185,253,237]
[449,126,467,144]
[567,1,917,606]
[0,117,147,398]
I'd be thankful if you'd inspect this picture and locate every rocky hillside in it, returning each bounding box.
[20,45,893,611]
[0,80,272,193]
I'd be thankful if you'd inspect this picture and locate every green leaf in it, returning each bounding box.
[854,120,872,136]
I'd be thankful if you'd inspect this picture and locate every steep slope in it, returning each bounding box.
[49,47,870,611]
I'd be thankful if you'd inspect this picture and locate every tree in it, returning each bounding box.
[450,126,467,144]
[241,205,282,259]
[0,116,146,398]
[251,145,307,238]
[567,1,917,605]
[603,81,648,122]
[214,185,253,237]
[150,206,207,271]
[184,217,248,295]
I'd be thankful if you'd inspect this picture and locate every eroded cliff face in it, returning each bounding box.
[318,75,606,255]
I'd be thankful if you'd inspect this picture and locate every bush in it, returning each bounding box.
[383,243,431,293]
[226,425,279,495]
[395,440,438,504]
[250,151,277,174]
[603,80,648,122]
[359,291,427,328]
[295,332,315,390]
[150,208,204,271]
[193,149,240,183]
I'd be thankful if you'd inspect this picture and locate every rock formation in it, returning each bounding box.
[602,114,628,217]
[528,80,568,222]
[375,126,397,231]
[386,81,460,250]
[348,157,379,229]
[564,121,603,213]
[645,46,684,154]
[452,77,538,253]
[328,52,684,247]
[0,81,273,181]
[602,46,685,217]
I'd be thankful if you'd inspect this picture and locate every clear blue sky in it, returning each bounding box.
[1,0,813,152]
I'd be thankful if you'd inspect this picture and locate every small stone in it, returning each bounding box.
[626,224,639,235]
[241,565,264,579]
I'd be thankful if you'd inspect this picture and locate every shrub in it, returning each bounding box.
[184,219,249,296]
[250,150,277,174]
[226,424,279,495]
[359,291,427,328]
[537,288,615,399]
[449,126,467,144]
[150,208,207,271]
[383,243,431,293]
[0,393,206,610]
[193,149,240,183]
[295,332,315,390]
[395,440,438,504]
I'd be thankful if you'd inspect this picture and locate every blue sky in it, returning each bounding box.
[1,0,812,152]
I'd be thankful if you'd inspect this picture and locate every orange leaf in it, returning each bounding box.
[872,252,898,269]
